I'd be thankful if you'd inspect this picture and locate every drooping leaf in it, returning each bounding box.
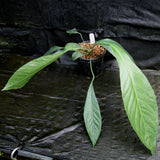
[2,50,67,91]
[65,42,87,51]
[2,43,87,91]
[95,39,135,63]
[66,28,79,35]
[44,46,63,55]
[72,51,84,61]
[97,39,159,154]
[83,81,102,146]
[66,28,84,42]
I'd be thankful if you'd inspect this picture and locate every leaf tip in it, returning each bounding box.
[1,84,20,91]
[89,133,101,148]
[150,144,156,155]
[91,140,97,147]
[92,143,95,148]
[151,148,154,155]
[1,86,8,91]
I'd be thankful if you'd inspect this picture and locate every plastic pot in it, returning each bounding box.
[79,50,106,77]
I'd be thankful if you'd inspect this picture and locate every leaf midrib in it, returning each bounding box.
[111,44,147,139]
[89,83,98,134]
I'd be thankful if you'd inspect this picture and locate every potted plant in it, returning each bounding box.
[78,42,106,77]
[66,29,106,77]
[2,29,159,155]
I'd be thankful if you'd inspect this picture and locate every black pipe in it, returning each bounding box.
[0,147,70,160]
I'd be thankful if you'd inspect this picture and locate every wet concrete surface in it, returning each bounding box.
[0,53,160,160]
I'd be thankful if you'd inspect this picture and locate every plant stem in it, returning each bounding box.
[79,33,85,42]
[88,43,96,56]
[90,57,95,81]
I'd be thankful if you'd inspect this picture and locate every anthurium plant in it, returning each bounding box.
[2,29,159,155]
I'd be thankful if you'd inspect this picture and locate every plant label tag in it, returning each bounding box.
[89,33,95,44]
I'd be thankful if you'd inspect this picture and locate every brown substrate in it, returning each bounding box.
[79,42,105,59]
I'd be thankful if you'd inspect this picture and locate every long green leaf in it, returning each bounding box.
[2,50,67,91]
[97,39,159,154]
[72,51,84,61]
[65,42,87,51]
[83,81,102,146]
[95,39,135,63]
[84,59,102,146]
[2,43,86,91]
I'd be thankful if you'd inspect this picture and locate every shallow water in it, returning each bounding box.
[0,53,160,160]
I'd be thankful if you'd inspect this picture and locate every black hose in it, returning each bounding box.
[0,147,70,160]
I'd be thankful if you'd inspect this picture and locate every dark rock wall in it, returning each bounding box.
[0,0,159,67]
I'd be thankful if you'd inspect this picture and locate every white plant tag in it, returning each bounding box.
[89,33,95,44]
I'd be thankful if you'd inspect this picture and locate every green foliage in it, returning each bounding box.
[66,28,84,42]
[84,59,102,146]
[44,46,63,55]
[84,80,102,146]
[66,28,79,35]
[64,42,86,51]
[72,51,84,61]
[2,50,67,90]
[2,34,159,155]
[96,39,159,154]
